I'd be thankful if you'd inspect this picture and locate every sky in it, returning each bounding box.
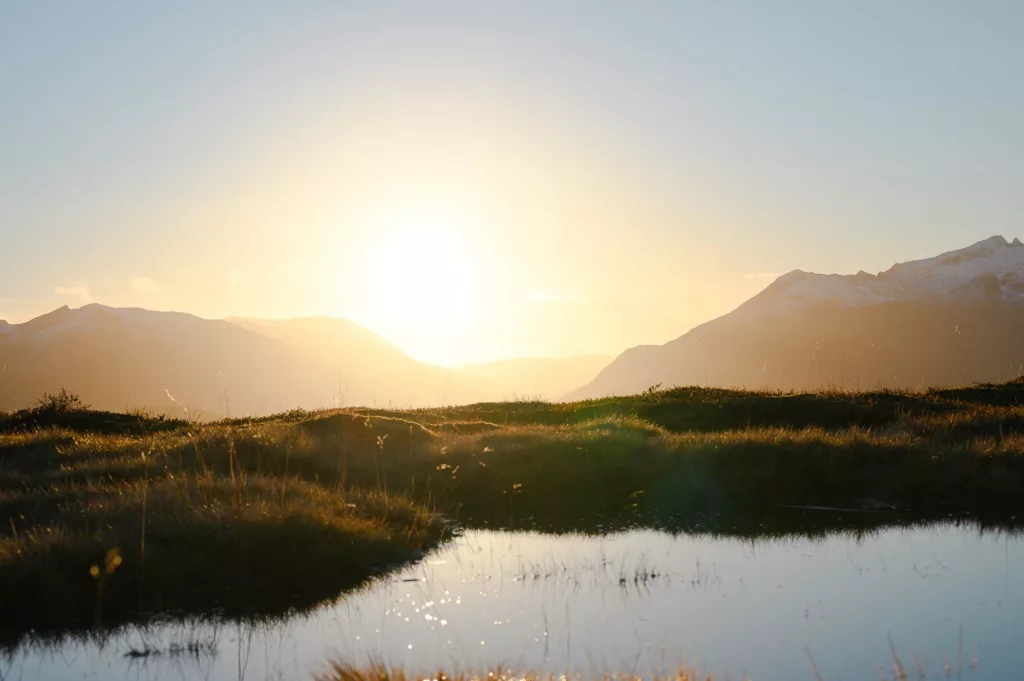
[2,1,1023,366]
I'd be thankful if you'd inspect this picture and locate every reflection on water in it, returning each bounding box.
[6,521,1022,681]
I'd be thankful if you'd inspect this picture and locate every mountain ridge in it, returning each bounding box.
[739,235,1024,316]
[569,236,1024,399]
[0,305,604,414]
[0,305,491,415]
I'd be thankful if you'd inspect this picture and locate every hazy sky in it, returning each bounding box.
[3,2,1022,365]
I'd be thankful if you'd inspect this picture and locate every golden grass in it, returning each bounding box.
[316,664,721,681]
[5,381,1024,640]
[0,415,448,641]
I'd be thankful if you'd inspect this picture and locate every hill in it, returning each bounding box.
[0,305,490,416]
[5,378,1024,641]
[227,316,491,408]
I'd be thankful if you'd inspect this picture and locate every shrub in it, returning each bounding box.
[35,389,88,413]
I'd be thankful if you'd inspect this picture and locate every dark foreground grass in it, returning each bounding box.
[0,419,446,641]
[4,380,1024,642]
[201,381,1024,520]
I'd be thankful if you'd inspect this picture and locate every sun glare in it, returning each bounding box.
[346,212,483,362]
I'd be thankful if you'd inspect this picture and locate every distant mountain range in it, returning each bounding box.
[570,236,1024,398]
[458,355,613,401]
[0,305,609,416]
[4,236,1022,413]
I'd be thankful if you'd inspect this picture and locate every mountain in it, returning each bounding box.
[227,316,492,407]
[458,355,613,401]
[569,236,1024,398]
[738,235,1024,312]
[0,305,489,416]
[0,304,306,417]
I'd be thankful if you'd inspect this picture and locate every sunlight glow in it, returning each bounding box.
[344,211,484,364]
[366,215,477,321]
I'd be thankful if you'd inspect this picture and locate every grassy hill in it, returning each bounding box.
[4,380,1024,641]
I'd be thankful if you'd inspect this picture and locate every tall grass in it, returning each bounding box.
[316,664,722,681]
[0,405,447,642]
[5,380,1024,641]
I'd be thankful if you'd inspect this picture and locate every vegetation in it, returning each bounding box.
[316,664,718,681]
[212,378,1024,521]
[0,401,446,642]
[4,379,1024,642]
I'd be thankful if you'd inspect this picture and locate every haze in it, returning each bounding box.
[3,2,1023,366]
[7,7,1024,679]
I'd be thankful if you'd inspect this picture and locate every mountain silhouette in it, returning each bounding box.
[569,236,1024,398]
[227,316,491,409]
[0,305,490,416]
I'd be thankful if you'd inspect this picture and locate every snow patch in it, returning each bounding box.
[744,235,1024,313]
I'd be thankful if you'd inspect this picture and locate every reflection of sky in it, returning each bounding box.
[10,525,1021,681]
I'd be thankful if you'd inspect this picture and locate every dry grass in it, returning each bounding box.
[316,664,721,681]
[5,380,1024,641]
[0,410,447,642]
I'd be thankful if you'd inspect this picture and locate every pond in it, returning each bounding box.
[5,520,1022,680]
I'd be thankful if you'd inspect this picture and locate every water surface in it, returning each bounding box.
[6,522,1021,680]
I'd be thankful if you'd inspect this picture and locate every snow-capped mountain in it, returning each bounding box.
[741,235,1024,314]
[570,236,1024,398]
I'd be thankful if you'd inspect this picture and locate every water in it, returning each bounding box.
[5,522,1022,680]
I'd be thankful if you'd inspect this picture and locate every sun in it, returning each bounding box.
[347,212,483,361]
[368,216,476,315]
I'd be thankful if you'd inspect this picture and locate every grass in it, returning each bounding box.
[208,380,1024,521]
[313,638,981,681]
[315,665,720,681]
[4,379,1024,642]
[312,654,972,681]
[0,409,447,642]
